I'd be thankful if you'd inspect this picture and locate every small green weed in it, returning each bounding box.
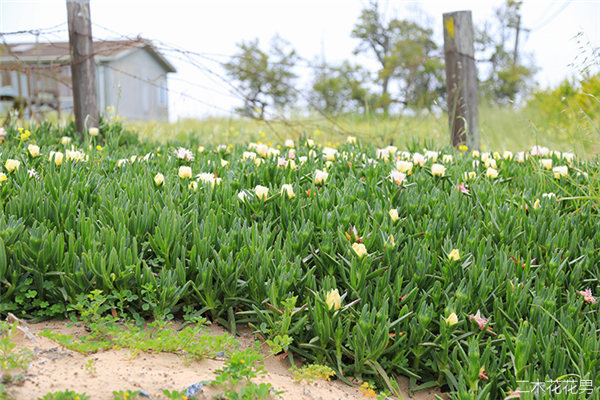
[161,389,189,399]
[111,390,141,400]
[206,345,283,400]
[290,364,335,383]
[37,390,90,400]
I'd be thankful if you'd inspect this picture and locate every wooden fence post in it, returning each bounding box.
[67,0,98,137]
[443,11,480,150]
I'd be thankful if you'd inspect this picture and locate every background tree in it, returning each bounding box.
[310,61,375,114]
[475,0,537,103]
[224,35,298,119]
[351,1,444,113]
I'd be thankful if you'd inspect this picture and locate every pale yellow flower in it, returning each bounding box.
[442,154,453,164]
[325,289,342,311]
[471,150,480,158]
[60,136,72,146]
[389,209,399,222]
[431,163,446,177]
[413,153,426,166]
[533,199,540,209]
[540,158,553,170]
[178,166,192,179]
[28,144,40,157]
[254,185,269,200]
[154,173,165,186]
[352,243,368,258]
[188,181,198,191]
[346,136,357,145]
[484,158,497,169]
[448,249,460,261]
[445,312,459,326]
[49,151,64,166]
[314,169,328,185]
[88,127,99,137]
[396,160,413,174]
[280,184,295,198]
[503,151,513,160]
[552,166,568,179]
[463,171,477,180]
[0,173,7,184]
[220,159,229,167]
[285,139,295,148]
[389,169,406,185]
[322,147,338,161]
[486,167,499,179]
[5,159,20,172]
[238,191,249,201]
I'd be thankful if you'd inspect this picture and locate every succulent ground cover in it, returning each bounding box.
[0,122,598,399]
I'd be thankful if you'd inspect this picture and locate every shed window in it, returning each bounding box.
[158,83,168,106]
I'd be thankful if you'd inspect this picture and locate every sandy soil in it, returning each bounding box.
[4,320,445,400]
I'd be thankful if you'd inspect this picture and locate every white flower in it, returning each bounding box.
[424,150,438,162]
[28,144,40,157]
[299,156,308,164]
[242,151,257,161]
[285,139,295,148]
[389,169,406,185]
[314,169,329,185]
[178,166,192,179]
[66,149,86,163]
[254,185,269,200]
[389,209,399,222]
[542,192,557,199]
[540,159,553,170]
[486,167,499,178]
[376,148,390,161]
[531,145,549,156]
[503,151,513,160]
[352,243,368,258]
[49,151,64,166]
[116,159,129,167]
[322,147,338,161]
[60,136,72,146]
[463,171,477,180]
[396,160,413,174]
[347,136,357,145]
[516,151,527,163]
[4,158,21,172]
[553,166,568,179]
[305,139,315,147]
[431,163,446,177]
[386,145,397,155]
[413,153,426,166]
[484,158,497,169]
[154,173,165,186]
[471,150,480,158]
[220,159,229,167]
[442,154,453,164]
[238,191,249,201]
[88,127,99,137]
[280,184,295,198]
[27,168,39,178]
[562,152,575,163]
[175,147,194,162]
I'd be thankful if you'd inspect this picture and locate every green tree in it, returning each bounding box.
[475,0,537,103]
[310,61,375,114]
[224,35,298,119]
[351,1,444,113]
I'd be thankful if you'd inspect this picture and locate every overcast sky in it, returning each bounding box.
[1,0,599,120]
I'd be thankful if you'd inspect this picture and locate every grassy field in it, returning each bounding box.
[127,103,600,157]
[0,117,599,399]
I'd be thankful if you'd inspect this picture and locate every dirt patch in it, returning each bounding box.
[4,320,445,400]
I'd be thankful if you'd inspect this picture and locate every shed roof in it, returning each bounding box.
[0,38,176,73]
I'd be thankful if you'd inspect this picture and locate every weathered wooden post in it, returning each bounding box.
[443,11,480,150]
[66,0,98,137]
